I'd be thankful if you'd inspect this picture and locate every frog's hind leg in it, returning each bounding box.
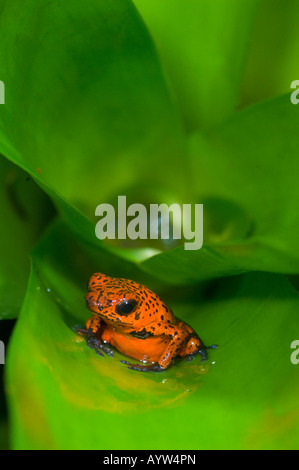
[186,347,207,362]
[179,332,208,362]
[185,342,218,362]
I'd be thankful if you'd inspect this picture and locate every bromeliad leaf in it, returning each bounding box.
[0,0,185,221]
[139,94,299,283]
[0,156,54,319]
[5,221,299,449]
[133,0,258,130]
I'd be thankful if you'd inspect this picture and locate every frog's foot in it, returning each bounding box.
[186,347,208,362]
[120,360,164,372]
[73,325,114,357]
[186,344,218,362]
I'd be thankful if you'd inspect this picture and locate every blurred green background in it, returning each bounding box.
[0,0,298,449]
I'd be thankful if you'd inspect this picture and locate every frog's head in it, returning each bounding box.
[85,273,141,327]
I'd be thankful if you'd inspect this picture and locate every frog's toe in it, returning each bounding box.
[76,327,114,358]
[98,343,114,357]
[94,347,104,357]
[186,354,195,362]
[197,347,208,361]
[73,325,88,334]
[186,347,208,362]
[88,337,114,358]
[121,360,164,372]
[86,336,102,355]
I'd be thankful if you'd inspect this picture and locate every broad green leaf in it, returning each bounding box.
[139,94,299,283]
[0,156,54,318]
[240,0,299,107]
[5,222,299,449]
[1,0,293,288]
[0,0,186,222]
[189,94,299,266]
[133,0,258,130]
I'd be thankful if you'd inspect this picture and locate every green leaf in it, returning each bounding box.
[0,0,186,222]
[0,156,54,319]
[189,94,299,268]
[133,0,258,130]
[240,0,299,107]
[139,94,299,283]
[5,222,299,449]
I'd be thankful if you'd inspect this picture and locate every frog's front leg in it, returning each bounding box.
[74,315,114,357]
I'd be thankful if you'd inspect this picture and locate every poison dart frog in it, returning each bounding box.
[75,273,216,372]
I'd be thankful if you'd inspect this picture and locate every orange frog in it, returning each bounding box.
[75,273,216,372]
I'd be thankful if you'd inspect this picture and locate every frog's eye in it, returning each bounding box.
[115,299,138,315]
